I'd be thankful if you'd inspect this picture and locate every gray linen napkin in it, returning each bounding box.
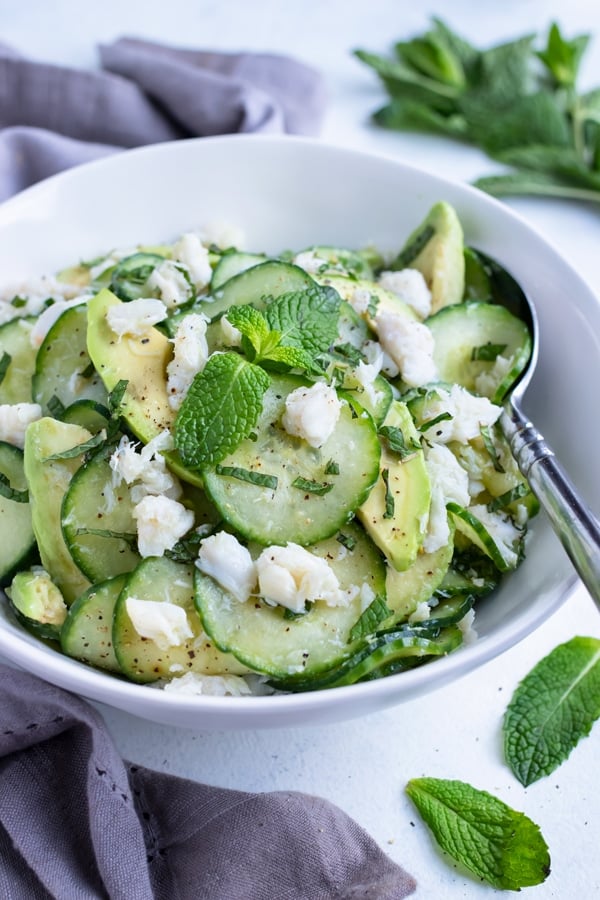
[0,37,327,200]
[0,666,417,899]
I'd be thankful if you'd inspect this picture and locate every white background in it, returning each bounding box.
[1,1,600,896]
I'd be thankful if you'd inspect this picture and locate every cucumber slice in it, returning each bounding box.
[447,502,522,572]
[62,451,140,583]
[201,261,314,320]
[426,301,532,402]
[0,316,37,404]
[7,568,67,641]
[298,245,375,280]
[0,441,36,586]
[436,549,500,598]
[110,252,168,302]
[113,557,248,683]
[60,574,126,673]
[418,593,474,632]
[202,376,381,546]
[60,399,111,432]
[194,522,386,679]
[210,252,267,291]
[269,625,463,691]
[32,305,108,414]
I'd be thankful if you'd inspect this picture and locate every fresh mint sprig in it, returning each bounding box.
[175,284,342,468]
[356,19,600,205]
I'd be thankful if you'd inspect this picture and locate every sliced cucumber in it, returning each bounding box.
[419,593,474,632]
[60,573,126,673]
[269,625,463,691]
[298,245,375,280]
[61,450,140,583]
[202,376,380,546]
[7,567,67,641]
[0,316,37,404]
[447,502,522,572]
[113,557,248,683]
[0,441,36,586]
[426,301,531,402]
[60,399,111,432]
[110,252,168,302]
[194,522,386,679]
[32,305,108,414]
[201,261,315,320]
[210,252,267,291]
[390,201,465,312]
[436,549,500,598]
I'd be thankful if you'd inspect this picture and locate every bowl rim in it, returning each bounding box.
[0,133,587,721]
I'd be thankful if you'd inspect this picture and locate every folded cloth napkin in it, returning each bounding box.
[0,37,327,200]
[0,666,416,899]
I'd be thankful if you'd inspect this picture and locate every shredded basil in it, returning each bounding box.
[43,431,106,461]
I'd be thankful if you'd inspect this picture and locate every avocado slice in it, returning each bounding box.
[357,400,430,571]
[7,567,68,641]
[317,274,418,328]
[385,533,454,623]
[391,201,465,312]
[86,288,174,442]
[23,418,92,604]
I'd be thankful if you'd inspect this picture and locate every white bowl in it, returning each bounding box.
[0,135,598,730]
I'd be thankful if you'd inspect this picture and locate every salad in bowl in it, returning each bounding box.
[0,197,536,697]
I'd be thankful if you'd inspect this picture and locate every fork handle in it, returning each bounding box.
[501,403,600,609]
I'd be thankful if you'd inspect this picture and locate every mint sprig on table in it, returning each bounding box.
[175,285,341,468]
[406,777,551,890]
[503,635,600,786]
[356,19,600,205]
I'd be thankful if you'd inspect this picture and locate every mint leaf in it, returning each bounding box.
[406,777,551,889]
[379,424,421,459]
[258,344,316,373]
[504,636,600,786]
[537,22,589,88]
[349,594,392,641]
[264,285,341,358]
[224,306,277,360]
[175,352,270,468]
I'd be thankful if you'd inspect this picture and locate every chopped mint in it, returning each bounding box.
[379,424,421,459]
[291,476,333,496]
[0,472,28,504]
[471,342,507,361]
[349,595,392,641]
[325,459,340,475]
[382,468,395,518]
[0,352,11,386]
[43,431,106,461]
[487,483,529,512]
[336,531,357,551]
[215,464,278,491]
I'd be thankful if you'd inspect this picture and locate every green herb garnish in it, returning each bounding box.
[349,594,392,642]
[406,777,551,889]
[291,476,333,496]
[418,411,453,432]
[382,468,395,518]
[324,459,340,475]
[43,430,106,461]
[336,531,357,551]
[379,424,421,459]
[47,395,66,420]
[471,342,507,361]
[215,464,278,491]
[356,20,600,206]
[504,636,600,786]
[480,424,505,473]
[487,483,530,512]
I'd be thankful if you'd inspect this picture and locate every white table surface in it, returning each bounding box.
[2,1,600,896]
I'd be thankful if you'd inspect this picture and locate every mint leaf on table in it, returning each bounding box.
[356,20,600,205]
[406,777,551,890]
[174,352,269,468]
[503,636,600,787]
